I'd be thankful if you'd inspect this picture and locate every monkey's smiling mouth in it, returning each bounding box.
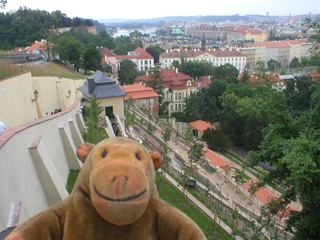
[94,185,147,202]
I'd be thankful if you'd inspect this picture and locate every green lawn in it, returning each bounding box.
[66,170,80,194]
[156,173,233,240]
[0,61,86,79]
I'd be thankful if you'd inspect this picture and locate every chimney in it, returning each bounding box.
[176,68,178,74]
[88,77,95,95]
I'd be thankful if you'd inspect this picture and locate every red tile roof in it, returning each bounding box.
[195,76,212,89]
[309,70,320,81]
[27,40,53,52]
[99,47,116,57]
[262,41,290,48]
[239,72,286,87]
[134,68,195,90]
[116,47,153,60]
[229,27,263,35]
[286,39,309,45]
[204,149,234,170]
[188,120,216,133]
[242,179,297,217]
[160,48,244,59]
[120,84,159,100]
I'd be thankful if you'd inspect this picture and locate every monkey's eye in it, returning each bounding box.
[135,153,141,160]
[102,151,108,158]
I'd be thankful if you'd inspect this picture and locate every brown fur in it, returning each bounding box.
[6,137,206,240]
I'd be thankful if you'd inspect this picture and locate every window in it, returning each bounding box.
[145,60,148,64]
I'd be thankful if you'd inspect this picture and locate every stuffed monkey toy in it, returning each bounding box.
[6,137,206,240]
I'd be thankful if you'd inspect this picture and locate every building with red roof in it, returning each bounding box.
[120,84,159,114]
[26,39,54,59]
[116,47,154,72]
[195,76,212,89]
[188,120,216,138]
[243,179,297,218]
[227,28,268,43]
[308,70,320,82]
[230,39,312,69]
[204,148,235,177]
[159,48,247,73]
[99,47,118,78]
[134,68,198,116]
[239,71,286,90]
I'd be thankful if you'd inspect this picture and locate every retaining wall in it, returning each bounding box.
[0,99,85,230]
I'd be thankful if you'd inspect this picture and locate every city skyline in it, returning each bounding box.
[1,0,320,21]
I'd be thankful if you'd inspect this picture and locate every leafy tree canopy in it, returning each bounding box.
[118,59,138,85]
[82,43,102,74]
[0,7,94,50]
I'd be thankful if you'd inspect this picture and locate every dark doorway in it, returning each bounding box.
[105,106,113,118]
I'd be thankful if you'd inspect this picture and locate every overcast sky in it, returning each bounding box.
[2,0,320,20]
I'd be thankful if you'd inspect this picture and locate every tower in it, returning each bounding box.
[201,33,206,51]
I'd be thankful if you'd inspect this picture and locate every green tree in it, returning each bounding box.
[239,69,250,83]
[267,59,281,71]
[161,122,172,145]
[202,128,229,152]
[254,60,268,76]
[212,63,239,83]
[300,57,310,68]
[147,64,164,100]
[234,169,246,193]
[289,57,300,68]
[118,59,138,85]
[113,36,142,55]
[226,77,320,238]
[188,140,204,176]
[183,92,202,122]
[61,38,82,72]
[82,95,104,144]
[83,43,102,74]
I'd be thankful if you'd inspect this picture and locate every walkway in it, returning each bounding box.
[164,173,244,240]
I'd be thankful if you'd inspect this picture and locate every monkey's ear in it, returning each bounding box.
[76,143,95,163]
[149,151,163,170]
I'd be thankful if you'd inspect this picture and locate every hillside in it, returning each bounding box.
[0,61,86,79]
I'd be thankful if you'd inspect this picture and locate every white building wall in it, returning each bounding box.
[0,72,85,128]
[0,99,84,230]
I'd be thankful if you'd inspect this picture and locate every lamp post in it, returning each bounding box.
[31,89,39,102]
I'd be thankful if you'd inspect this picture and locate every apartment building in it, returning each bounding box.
[227,28,269,42]
[159,48,247,72]
[231,40,312,68]
[116,47,154,72]
[134,68,198,116]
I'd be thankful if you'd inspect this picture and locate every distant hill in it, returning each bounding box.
[99,15,250,23]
